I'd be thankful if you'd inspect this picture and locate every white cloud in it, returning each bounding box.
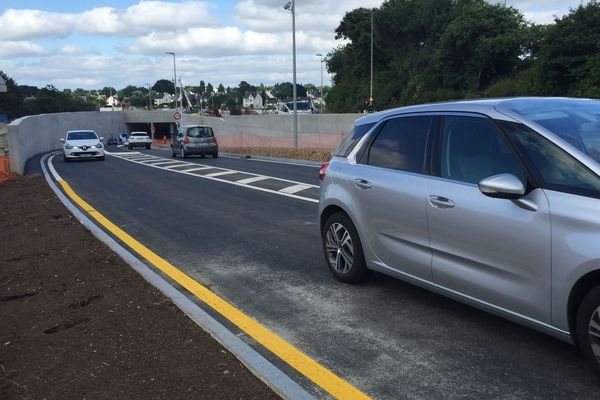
[76,1,219,36]
[60,45,85,55]
[0,41,50,58]
[234,0,384,33]
[0,9,75,40]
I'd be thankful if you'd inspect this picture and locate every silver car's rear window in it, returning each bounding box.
[187,127,214,138]
[334,122,375,157]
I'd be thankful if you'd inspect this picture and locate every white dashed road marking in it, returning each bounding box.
[105,151,318,203]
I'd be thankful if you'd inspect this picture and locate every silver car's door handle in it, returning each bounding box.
[429,195,455,209]
[354,178,372,190]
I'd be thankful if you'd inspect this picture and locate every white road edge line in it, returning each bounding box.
[42,153,315,400]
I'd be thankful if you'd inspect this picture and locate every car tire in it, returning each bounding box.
[212,152,218,159]
[322,212,370,284]
[576,285,600,377]
[128,145,132,150]
[171,147,177,158]
[146,144,151,150]
[181,147,187,158]
[97,156,105,161]
[64,155,71,162]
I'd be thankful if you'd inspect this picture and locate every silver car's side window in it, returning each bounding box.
[362,116,431,173]
[440,116,525,185]
[502,121,600,197]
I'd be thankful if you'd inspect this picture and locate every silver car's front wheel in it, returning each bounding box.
[576,286,600,377]
[588,306,600,362]
[321,212,369,284]
[325,223,354,274]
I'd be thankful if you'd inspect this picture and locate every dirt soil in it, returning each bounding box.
[0,176,281,400]
[220,147,332,163]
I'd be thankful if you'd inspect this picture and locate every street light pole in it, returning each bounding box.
[165,52,177,110]
[284,1,298,149]
[144,82,152,110]
[369,9,374,109]
[316,53,324,113]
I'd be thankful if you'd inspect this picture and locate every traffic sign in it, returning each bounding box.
[173,111,181,120]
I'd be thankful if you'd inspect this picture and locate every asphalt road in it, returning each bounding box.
[47,147,600,399]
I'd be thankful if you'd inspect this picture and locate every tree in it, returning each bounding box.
[0,71,25,119]
[218,83,225,93]
[206,83,214,94]
[433,1,528,92]
[100,86,116,98]
[326,0,536,112]
[238,81,256,94]
[199,80,205,94]
[152,79,174,93]
[273,82,307,99]
[535,2,600,96]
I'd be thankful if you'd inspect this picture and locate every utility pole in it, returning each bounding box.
[283,1,298,149]
[369,9,374,110]
[165,52,177,110]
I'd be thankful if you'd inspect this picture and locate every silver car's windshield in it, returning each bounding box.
[499,99,600,163]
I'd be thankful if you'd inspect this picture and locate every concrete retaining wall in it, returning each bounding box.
[126,111,361,149]
[7,110,361,175]
[8,111,126,174]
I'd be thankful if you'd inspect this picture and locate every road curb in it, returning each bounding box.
[40,152,315,400]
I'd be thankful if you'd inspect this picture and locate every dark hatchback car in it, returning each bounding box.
[171,125,218,158]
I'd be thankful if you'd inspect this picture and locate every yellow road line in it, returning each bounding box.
[57,178,371,400]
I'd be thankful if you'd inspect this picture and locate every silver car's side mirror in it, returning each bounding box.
[99,137,104,141]
[59,138,65,143]
[478,173,525,200]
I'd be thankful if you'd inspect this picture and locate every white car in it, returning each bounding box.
[128,131,152,149]
[60,130,104,162]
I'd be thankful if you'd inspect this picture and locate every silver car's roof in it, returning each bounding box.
[354,97,591,126]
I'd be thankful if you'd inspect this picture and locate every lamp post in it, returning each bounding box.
[369,9,374,110]
[283,1,298,149]
[316,53,324,113]
[165,52,178,110]
[144,82,152,110]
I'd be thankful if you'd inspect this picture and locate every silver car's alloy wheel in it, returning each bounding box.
[589,306,600,362]
[325,222,354,273]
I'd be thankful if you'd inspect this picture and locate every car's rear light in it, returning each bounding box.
[183,137,190,144]
[319,162,330,181]
[212,137,217,144]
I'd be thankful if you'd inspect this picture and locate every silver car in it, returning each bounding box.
[319,98,600,375]
[60,130,105,161]
[171,125,218,158]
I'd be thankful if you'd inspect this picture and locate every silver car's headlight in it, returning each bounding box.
[65,144,73,149]
[95,143,103,148]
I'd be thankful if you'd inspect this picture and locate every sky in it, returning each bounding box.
[0,0,591,91]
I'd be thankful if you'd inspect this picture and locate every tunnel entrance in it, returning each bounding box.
[126,122,175,140]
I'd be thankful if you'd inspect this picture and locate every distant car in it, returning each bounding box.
[171,125,218,158]
[319,97,600,377]
[128,131,152,149]
[275,100,313,114]
[60,130,104,161]
[107,137,118,146]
